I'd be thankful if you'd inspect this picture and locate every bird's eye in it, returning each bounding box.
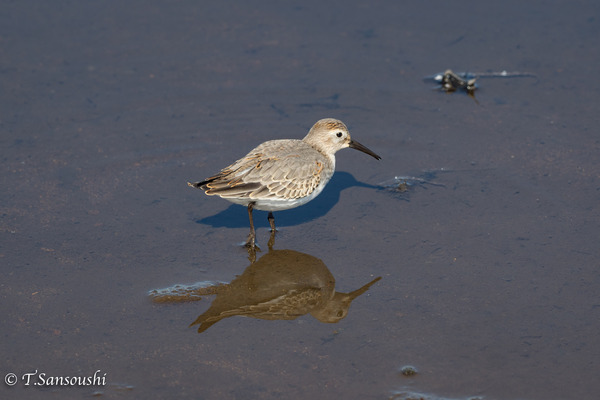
[336,132,343,138]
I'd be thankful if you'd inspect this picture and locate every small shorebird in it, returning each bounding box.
[188,118,381,247]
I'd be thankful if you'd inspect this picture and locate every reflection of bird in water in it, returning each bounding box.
[149,249,381,333]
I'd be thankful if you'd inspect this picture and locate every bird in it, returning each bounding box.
[188,118,381,247]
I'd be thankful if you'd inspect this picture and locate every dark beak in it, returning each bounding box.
[349,140,381,160]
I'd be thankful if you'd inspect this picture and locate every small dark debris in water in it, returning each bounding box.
[379,172,446,201]
[400,365,418,376]
[425,69,537,99]
[395,180,409,193]
[435,69,478,95]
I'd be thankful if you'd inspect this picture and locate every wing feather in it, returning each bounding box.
[189,139,332,200]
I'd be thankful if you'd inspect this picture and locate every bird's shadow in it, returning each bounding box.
[195,171,377,229]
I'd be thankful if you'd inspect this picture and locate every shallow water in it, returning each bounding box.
[2,1,599,399]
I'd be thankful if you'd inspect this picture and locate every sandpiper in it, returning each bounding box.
[188,118,381,247]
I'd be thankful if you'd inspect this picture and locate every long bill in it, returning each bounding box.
[349,139,381,160]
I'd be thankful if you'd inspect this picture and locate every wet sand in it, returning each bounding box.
[2,1,599,399]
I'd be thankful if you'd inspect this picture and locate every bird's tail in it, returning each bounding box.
[187,181,205,189]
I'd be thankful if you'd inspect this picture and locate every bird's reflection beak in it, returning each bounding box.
[349,140,381,160]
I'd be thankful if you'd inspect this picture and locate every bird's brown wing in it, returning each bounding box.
[189,142,330,200]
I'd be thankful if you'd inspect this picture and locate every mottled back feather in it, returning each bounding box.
[190,139,333,200]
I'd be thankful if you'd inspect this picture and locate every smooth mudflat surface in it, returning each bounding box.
[2,1,599,399]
